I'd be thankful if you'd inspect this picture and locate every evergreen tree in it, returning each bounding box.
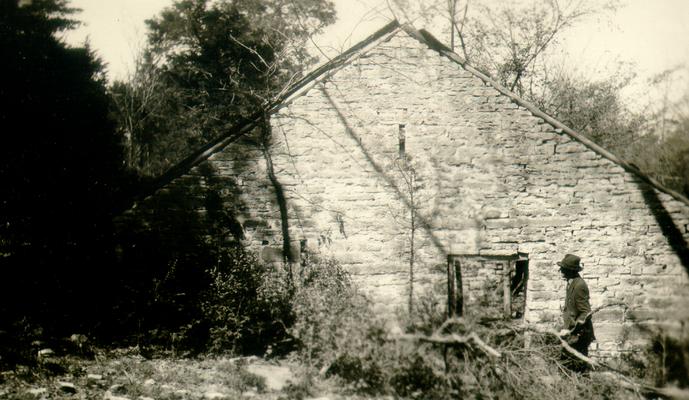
[0,0,130,335]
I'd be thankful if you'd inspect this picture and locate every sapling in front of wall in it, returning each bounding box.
[389,153,427,317]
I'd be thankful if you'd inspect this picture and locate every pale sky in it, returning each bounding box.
[63,0,689,108]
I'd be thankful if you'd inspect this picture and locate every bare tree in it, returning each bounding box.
[396,159,418,315]
[632,68,689,196]
[390,0,618,97]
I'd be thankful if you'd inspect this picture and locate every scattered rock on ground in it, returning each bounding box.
[26,387,48,396]
[246,361,295,391]
[204,391,228,399]
[87,373,103,381]
[57,381,77,393]
[2,354,333,400]
[37,349,54,358]
[104,391,130,400]
[108,383,126,395]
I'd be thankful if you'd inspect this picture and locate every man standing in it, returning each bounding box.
[558,254,595,369]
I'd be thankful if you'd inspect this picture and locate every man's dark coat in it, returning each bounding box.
[563,275,595,355]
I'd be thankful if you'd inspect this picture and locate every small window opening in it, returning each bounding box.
[398,124,406,159]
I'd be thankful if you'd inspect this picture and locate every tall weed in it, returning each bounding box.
[290,266,639,399]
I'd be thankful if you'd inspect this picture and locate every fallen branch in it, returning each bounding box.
[436,317,466,333]
[394,308,689,399]
[513,302,631,367]
[552,329,601,369]
[523,324,618,371]
[525,325,689,400]
[392,317,689,399]
[584,302,630,323]
[396,333,467,345]
[468,332,502,358]
[394,331,502,358]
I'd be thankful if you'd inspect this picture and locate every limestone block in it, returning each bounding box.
[525,309,560,324]
[594,308,626,323]
[529,291,560,302]
[527,300,560,311]
[598,277,622,289]
[642,264,670,275]
[594,323,625,343]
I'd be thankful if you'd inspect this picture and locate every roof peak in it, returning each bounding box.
[130,20,689,210]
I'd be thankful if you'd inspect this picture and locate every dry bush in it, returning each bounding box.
[292,275,638,399]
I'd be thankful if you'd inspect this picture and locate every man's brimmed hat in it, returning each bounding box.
[557,254,582,271]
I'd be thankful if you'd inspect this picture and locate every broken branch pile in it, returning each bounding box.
[390,304,689,400]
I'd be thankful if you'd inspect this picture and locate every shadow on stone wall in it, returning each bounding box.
[637,182,689,275]
[110,162,247,346]
[320,86,449,258]
[260,117,295,266]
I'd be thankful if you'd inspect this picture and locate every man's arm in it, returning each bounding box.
[572,281,591,331]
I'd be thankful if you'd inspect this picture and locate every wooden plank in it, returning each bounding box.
[503,261,512,319]
[447,256,456,317]
[455,260,463,317]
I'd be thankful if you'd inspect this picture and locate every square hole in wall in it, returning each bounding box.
[447,253,529,321]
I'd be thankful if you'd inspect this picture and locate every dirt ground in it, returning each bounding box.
[0,348,372,400]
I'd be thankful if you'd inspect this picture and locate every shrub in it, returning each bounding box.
[326,353,387,394]
[288,256,398,394]
[113,243,294,357]
[652,332,689,387]
[288,256,372,365]
[620,322,689,388]
[390,354,448,398]
[200,247,292,355]
[398,286,447,336]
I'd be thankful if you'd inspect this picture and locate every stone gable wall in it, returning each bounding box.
[159,30,689,357]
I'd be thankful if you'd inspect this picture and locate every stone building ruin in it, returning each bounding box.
[132,21,689,358]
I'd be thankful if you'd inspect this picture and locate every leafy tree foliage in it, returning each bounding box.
[102,0,337,355]
[0,0,130,339]
[532,68,646,156]
[111,0,336,177]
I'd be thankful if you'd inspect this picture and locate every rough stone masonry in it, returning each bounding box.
[145,23,689,358]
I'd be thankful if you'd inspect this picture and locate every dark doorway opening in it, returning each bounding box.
[447,253,529,320]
